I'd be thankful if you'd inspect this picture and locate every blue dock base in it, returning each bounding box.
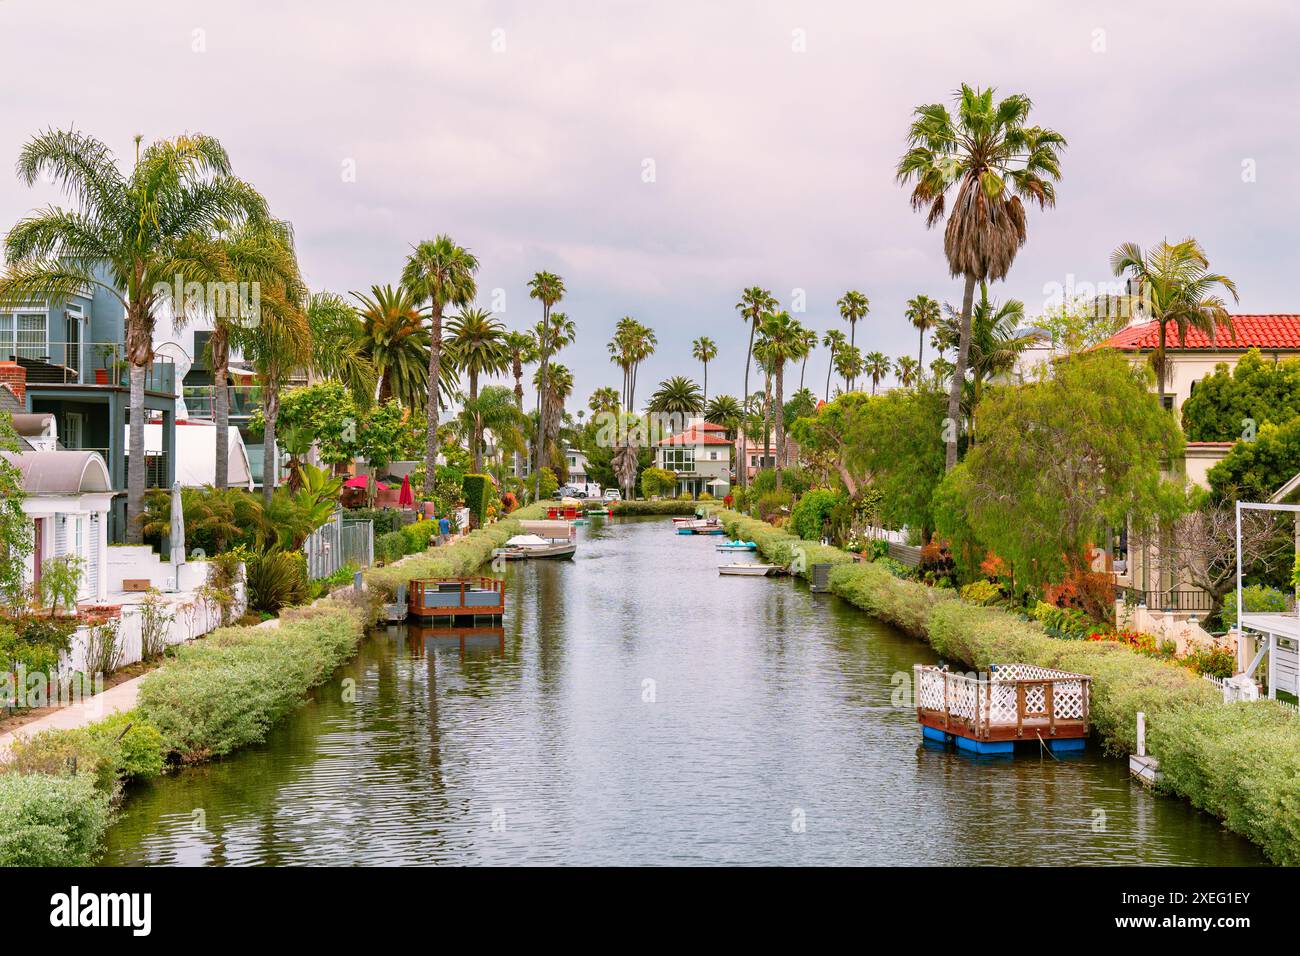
[922,724,1087,755]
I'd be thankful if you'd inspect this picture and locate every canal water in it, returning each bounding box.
[101,516,1264,865]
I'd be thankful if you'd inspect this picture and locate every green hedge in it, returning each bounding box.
[462,474,492,528]
[609,499,698,516]
[5,710,165,797]
[829,562,957,640]
[714,509,854,579]
[137,604,365,761]
[0,772,109,866]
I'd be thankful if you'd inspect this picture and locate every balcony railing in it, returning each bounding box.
[64,446,170,489]
[1116,586,1215,613]
[183,384,263,420]
[3,341,174,394]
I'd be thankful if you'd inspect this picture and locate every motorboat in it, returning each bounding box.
[675,517,723,535]
[717,562,785,576]
[493,533,577,561]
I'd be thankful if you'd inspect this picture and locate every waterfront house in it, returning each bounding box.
[654,418,732,498]
[735,434,797,481]
[2,284,178,540]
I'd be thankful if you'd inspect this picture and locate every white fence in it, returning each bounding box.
[305,512,374,580]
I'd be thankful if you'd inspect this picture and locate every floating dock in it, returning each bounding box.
[914,663,1091,754]
[407,576,505,622]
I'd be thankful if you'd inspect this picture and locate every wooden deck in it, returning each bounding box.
[407,577,505,621]
[915,663,1090,752]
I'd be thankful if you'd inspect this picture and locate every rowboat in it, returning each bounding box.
[675,517,722,534]
[718,562,785,576]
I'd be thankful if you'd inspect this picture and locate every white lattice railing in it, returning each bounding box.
[914,664,1091,736]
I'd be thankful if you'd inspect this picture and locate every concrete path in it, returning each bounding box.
[0,673,147,759]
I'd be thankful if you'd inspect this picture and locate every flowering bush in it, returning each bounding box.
[1088,628,1157,655]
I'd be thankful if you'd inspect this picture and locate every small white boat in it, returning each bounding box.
[718,562,785,576]
[493,534,577,561]
[716,540,757,552]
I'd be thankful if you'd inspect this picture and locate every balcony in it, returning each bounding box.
[3,341,175,394]
[64,446,170,489]
[183,384,263,420]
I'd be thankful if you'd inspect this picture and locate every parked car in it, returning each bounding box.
[603,488,621,502]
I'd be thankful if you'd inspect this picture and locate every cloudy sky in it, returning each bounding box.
[2,0,1298,408]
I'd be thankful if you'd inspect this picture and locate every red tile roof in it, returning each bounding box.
[1101,315,1300,352]
[657,426,732,446]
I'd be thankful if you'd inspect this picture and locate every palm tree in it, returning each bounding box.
[1109,238,1238,408]
[607,317,656,411]
[704,394,743,438]
[756,311,804,490]
[821,328,847,401]
[446,307,507,471]
[833,344,863,394]
[0,130,266,542]
[797,326,818,390]
[533,309,576,484]
[929,356,955,388]
[897,84,1066,468]
[459,384,528,483]
[352,284,431,410]
[588,386,621,417]
[402,236,480,495]
[532,361,573,478]
[905,294,941,368]
[527,271,565,499]
[863,350,891,395]
[647,375,704,416]
[735,287,777,490]
[306,291,375,408]
[894,355,921,388]
[962,287,1040,442]
[691,336,718,401]
[502,329,537,480]
[836,291,870,388]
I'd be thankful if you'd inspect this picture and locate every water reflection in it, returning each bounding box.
[100,517,1266,866]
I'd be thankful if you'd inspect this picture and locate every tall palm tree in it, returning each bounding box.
[502,329,536,480]
[821,328,847,402]
[755,311,804,490]
[588,386,621,418]
[735,287,777,490]
[863,350,891,395]
[1109,238,1238,408]
[897,84,1066,468]
[704,394,743,438]
[533,310,576,485]
[691,336,718,402]
[0,130,266,542]
[905,294,941,369]
[446,307,507,471]
[607,317,656,411]
[796,326,818,390]
[402,236,479,495]
[960,286,1040,442]
[647,375,704,416]
[752,336,776,471]
[833,344,863,395]
[532,361,574,478]
[527,271,565,499]
[352,284,431,410]
[836,291,870,389]
[459,384,527,482]
[894,355,921,388]
[306,291,375,408]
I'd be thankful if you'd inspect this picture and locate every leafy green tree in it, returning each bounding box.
[640,466,677,498]
[1208,417,1300,503]
[0,414,30,605]
[1180,349,1300,442]
[949,351,1183,590]
[359,401,424,472]
[897,85,1066,469]
[783,387,818,431]
[846,388,949,532]
[266,382,359,466]
[0,130,267,540]
[1036,294,1126,355]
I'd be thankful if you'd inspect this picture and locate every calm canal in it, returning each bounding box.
[101,516,1264,865]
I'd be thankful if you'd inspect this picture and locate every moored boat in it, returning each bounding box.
[718,562,785,576]
[493,533,577,560]
[716,539,757,552]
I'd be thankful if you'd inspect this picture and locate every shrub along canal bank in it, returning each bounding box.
[0,502,555,866]
[714,507,1300,865]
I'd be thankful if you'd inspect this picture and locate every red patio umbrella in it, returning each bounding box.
[398,474,414,508]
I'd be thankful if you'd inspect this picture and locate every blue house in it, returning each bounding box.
[0,278,177,541]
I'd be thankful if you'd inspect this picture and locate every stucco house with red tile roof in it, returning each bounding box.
[654,419,732,498]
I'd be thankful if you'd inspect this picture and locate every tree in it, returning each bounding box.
[821,328,846,401]
[783,387,817,431]
[836,291,869,389]
[647,375,704,415]
[456,385,525,481]
[0,414,31,604]
[735,287,777,490]
[704,394,742,437]
[532,359,573,478]
[588,386,621,418]
[1180,350,1300,443]
[692,336,717,402]
[265,381,360,466]
[0,130,266,541]
[863,351,890,394]
[446,307,507,471]
[797,326,818,390]
[352,284,431,410]
[950,351,1183,590]
[894,356,920,387]
[1109,237,1237,408]
[526,271,566,500]
[897,84,1066,469]
[1036,294,1126,355]
[906,294,941,369]
[502,329,537,480]
[306,291,375,408]
[1208,418,1300,503]
[833,345,863,394]
[640,466,677,498]
[607,317,655,498]
[756,310,804,490]
[403,236,480,496]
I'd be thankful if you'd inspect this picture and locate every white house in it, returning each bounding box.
[4,449,113,603]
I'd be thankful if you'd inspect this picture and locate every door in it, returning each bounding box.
[65,309,81,377]
[32,518,43,590]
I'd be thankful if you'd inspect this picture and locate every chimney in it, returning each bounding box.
[0,362,25,405]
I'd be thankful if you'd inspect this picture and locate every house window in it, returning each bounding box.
[709,451,718,460]
[662,447,695,471]
[4,313,48,360]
